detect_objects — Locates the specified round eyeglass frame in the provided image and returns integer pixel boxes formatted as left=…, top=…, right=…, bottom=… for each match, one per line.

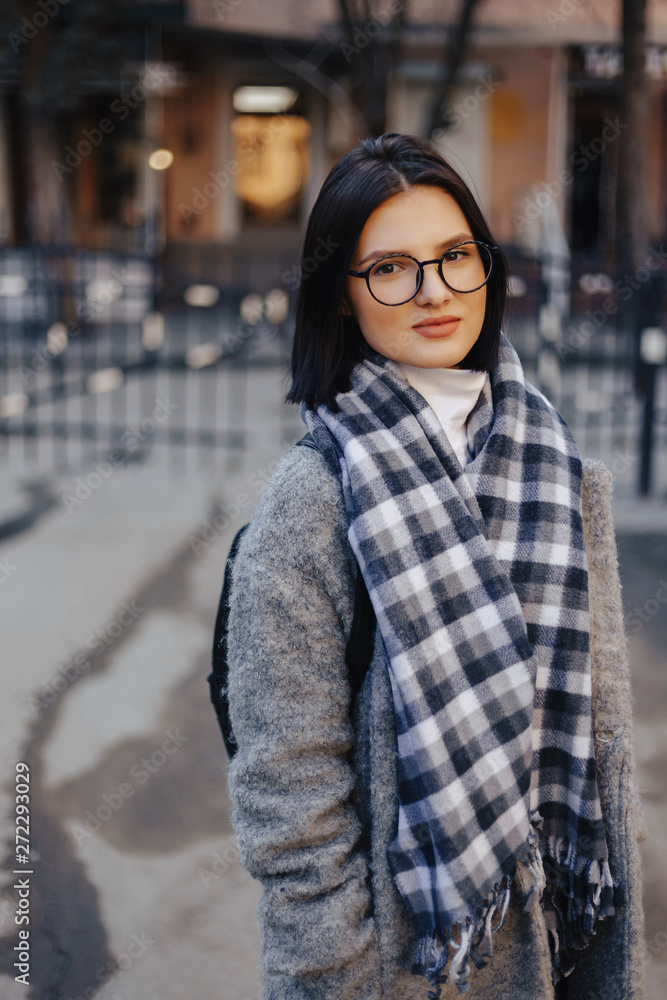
left=347, top=240, right=498, bottom=307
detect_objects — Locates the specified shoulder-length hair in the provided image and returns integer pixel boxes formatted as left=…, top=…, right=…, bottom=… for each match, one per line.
left=285, top=132, right=508, bottom=413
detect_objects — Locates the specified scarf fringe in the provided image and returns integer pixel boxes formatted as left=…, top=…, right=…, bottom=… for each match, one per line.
left=541, top=835, right=617, bottom=982
left=411, top=832, right=615, bottom=996
left=411, top=876, right=512, bottom=997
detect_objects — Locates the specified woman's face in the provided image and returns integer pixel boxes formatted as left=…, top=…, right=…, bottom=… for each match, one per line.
left=345, top=185, right=487, bottom=369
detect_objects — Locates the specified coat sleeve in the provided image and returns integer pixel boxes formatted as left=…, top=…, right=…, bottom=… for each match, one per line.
left=560, top=458, right=645, bottom=1000
left=226, top=447, right=382, bottom=1000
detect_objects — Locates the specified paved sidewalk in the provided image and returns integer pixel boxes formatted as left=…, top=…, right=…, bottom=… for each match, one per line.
left=0, top=368, right=664, bottom=999
left=614, top=532, right=667, bottom=1000
left=0, top=361, right=299, bottom=1000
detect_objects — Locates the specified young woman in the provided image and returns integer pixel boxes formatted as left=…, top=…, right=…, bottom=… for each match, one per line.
left=226, top=133, right=644, bottom=999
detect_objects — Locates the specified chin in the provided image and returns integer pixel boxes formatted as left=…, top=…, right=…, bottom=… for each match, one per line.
left=402, top=344, right=469, bottom=369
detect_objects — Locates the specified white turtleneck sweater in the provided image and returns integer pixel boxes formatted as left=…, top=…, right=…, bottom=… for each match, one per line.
left=396, top=362, right=488, bottom=467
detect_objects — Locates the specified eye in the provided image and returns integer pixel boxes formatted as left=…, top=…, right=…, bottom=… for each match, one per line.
left=442, top=247, right=471, bottom=263
left=369, top=257, right=408, bottom=277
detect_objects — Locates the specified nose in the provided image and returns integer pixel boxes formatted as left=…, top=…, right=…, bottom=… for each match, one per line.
left=414, top=260, right=453, bottom=307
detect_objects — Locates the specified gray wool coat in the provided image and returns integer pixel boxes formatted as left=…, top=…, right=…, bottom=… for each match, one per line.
left=226, top=442, right=646, bottom=1000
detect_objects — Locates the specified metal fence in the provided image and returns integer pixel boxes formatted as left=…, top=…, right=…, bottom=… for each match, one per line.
left=0, top=246, right=302, bottom=477
left=505, top=247, right=667, bottom=498
left=0, top=245, right=666, bottom=499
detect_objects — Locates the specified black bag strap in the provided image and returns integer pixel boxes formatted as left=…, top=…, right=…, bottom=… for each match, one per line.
left=208, top=434, right=376, bottom=759
left=208, top=521, right=250, bottom=759
left=345, top=559, right=376, bottom=697
left=294, top=430, right=317, bottom=450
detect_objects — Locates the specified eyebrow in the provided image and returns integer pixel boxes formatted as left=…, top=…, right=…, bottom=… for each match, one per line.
left=355, top=233, right=474, bottom=268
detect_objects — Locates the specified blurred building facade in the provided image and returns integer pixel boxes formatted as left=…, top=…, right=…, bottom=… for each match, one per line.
left=2, top=0, right=667, bottom=288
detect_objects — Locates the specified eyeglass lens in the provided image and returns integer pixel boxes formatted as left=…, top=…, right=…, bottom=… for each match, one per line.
left=367, top=242, right=492, bottom=305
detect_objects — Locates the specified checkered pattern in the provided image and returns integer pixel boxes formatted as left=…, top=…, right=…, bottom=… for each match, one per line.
left=301, top=333, right=615, bottom=995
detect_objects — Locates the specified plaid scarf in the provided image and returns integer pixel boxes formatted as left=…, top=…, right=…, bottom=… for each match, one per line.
left=301, top=332, right=616, bottom=996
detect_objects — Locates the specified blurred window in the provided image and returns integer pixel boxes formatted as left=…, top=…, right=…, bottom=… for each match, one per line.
left=230, top=101, right=311, bottom=225
left=570, top=94, right=619, bottom=258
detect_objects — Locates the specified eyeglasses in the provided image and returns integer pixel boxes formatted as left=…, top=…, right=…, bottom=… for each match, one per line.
left=348, top=240, right=497, bottom=306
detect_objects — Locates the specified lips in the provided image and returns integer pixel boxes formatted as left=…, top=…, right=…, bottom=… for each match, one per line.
left=412, top=316, right=460, bottom=338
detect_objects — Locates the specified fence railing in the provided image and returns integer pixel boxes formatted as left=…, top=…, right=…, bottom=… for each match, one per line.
left=506, top=249, right=666, bottom=497
left=0, top=244, right=666, bottom=498
left=0, top=245, right=299, bottom=476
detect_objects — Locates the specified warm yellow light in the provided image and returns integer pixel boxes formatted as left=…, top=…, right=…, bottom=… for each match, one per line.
left=264, top=288, right=289, bottom=324
left=233, top=86, right=298, bottom=113
left=148, top=148, right=174, bottom=170
left=230, top=115, right=311, bottom=219
left=186, top=343, right=222, bottom=369
left=142, top=312, right=165, bottom=350
left=87, top=367, right=124, bottom=395
left=46, top=322, right=68, bottom=355
left=240, top=293, right=264, bottom=326
left=184, top=284, right=220, bottom=308
left=0, top=392, right=29, bottom=417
